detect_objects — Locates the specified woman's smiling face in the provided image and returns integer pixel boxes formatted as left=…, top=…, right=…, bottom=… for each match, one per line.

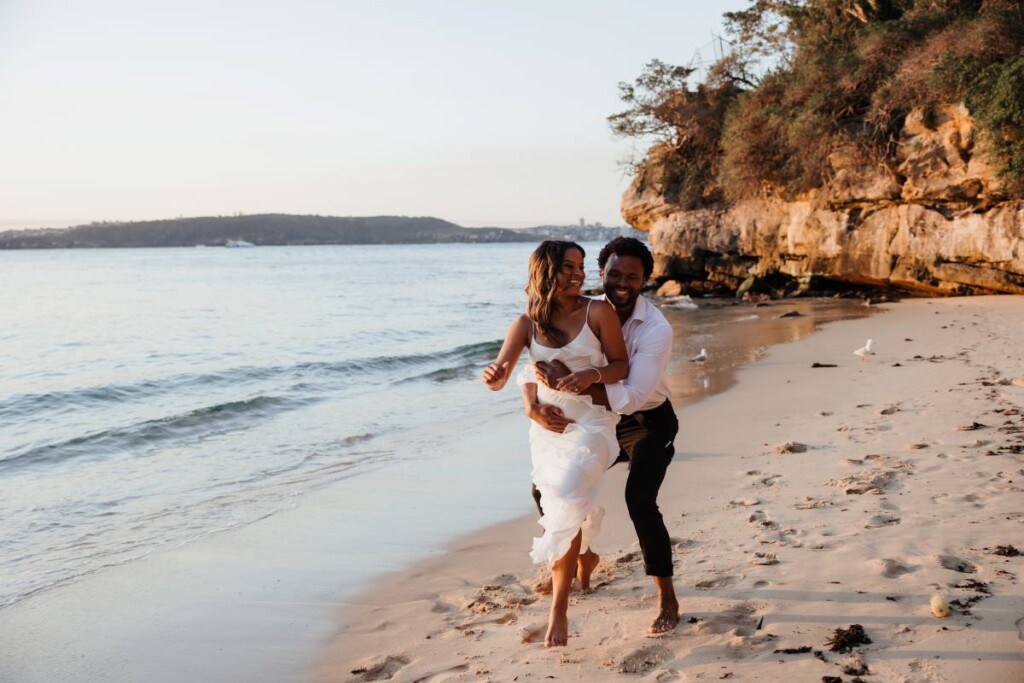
left=555, top=247, right=585, bottom=295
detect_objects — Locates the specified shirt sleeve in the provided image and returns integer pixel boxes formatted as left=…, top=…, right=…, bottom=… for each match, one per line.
left=605, top=322, right=672, bottom=414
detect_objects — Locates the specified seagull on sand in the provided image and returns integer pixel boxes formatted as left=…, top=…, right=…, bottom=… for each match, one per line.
left=689, top=348, right=707, bottom=363
left=853, top=339, right=874, bottom=359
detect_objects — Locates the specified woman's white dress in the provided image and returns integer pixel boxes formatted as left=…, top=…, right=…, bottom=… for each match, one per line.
left=527, top=313, right=620, bottom=566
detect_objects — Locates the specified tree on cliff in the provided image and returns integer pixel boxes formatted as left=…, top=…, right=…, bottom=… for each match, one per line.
left=608, top=60, right=741, bottom=209
left=610, top=0, right=1024, bottom=204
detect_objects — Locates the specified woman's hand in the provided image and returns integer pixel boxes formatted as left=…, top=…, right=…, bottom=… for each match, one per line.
left=555, top=367, right=600, bottom=395
left=482, top=361, right=510, bottom=390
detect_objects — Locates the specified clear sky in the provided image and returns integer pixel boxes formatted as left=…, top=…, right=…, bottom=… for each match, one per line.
left=0, top=0, right=749, bottom=229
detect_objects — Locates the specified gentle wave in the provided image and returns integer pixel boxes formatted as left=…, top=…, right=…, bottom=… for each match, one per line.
left=0, top=447, right=396, bottom=608
left=0, top=340, right=504, bottom=420
left=0, top=395, right=305, bottom=471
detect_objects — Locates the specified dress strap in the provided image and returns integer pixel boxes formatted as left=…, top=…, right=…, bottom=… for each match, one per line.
left=584, top=297, right=595, bottom=332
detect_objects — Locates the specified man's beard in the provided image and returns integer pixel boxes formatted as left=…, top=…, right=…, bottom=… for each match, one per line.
left=604, top=285, right=639, bottom=309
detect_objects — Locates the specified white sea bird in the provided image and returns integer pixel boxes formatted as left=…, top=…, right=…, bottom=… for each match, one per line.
left=853, top=339, right=875, bottom=359
left=689, top=348, right=707, bottom=363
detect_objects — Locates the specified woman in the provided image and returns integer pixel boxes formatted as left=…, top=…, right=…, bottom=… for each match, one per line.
left=482, top=240, right=628, bottom=647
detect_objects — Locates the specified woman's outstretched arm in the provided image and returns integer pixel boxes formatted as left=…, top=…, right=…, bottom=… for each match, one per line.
left=554, top=300, right=628, bottom=394
left=481, top=314, right=531, bottom=391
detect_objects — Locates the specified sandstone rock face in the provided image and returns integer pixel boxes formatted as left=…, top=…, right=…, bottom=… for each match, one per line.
left=624, top=104, right=1024, bottom=295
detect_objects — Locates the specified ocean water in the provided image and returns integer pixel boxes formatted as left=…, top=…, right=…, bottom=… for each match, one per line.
left=0, top=242, right=871, bottom=608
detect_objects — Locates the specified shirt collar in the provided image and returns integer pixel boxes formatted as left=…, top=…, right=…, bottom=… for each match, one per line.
left=602, top=292, right=649, bottom=326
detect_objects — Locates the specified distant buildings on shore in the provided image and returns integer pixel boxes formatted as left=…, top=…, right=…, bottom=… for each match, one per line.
left=499, top=223, right=645, bottom=243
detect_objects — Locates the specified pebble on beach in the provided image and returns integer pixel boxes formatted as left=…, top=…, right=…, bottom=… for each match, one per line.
left=930, top=595, right=951, bottom=618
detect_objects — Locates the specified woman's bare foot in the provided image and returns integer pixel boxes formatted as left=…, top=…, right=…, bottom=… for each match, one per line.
left=545, top=608, right=569, bottom=647
left=576, top=551, right=600, bottom=592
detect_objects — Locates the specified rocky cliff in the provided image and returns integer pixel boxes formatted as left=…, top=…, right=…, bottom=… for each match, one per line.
left=624, top=104, right=1024, bottom=296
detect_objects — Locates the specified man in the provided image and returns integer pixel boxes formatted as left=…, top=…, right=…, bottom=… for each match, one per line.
left=520, top=236, right=680, bottom=634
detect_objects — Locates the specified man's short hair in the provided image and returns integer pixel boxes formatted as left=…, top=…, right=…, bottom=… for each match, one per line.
left=597, top=236, right=654, bottom=279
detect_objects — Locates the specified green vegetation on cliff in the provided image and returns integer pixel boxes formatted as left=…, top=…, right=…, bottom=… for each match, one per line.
left=611, top=0, right=1024, bottom=206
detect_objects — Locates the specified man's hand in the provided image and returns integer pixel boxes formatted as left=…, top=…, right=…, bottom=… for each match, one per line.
left=534, top=360, right=571, bottom=389
left=527, top=402, right=576, bottom=433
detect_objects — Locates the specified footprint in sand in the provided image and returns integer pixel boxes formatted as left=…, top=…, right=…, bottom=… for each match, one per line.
left=747, top=511, right=778, bottom=529
left=793, top=497, right=832, bottom=510
left=961, top=493, right=985, bottom=507
left=616, top=550, right=643, bottom=564
left=430, top=600, right=457, bottom=614
left=694, top=603, right=760, bottom=636
left=748, top=552, right=779, bottom=566
left=938, top=554, right=979, bottom=574
left=758, top=474, right=783, bottom=487
left=411, top=664, right=470, bottom=683
left=875, top=558, right=918, bottom=578
left=672, top=537, right=699, bottom=552
left=349, top=654, right=410, bottom=682
left=466, top=576, right=538, bottom=613
left=518, top=621, right=547, bottom=644
left=618, top=645, right=672, bottom=674
left=695, top=575, right=734, bottom=590
left=865, top=514, right=901, bottom=529
left=457, top=611, right=519, bottom=630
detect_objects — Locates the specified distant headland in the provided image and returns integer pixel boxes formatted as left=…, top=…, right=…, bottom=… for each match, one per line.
left=0, top=215, right=638, bottom=249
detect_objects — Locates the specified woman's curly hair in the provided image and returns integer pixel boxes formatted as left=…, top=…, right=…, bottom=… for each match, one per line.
left=525, top=240, right=585, bottom=347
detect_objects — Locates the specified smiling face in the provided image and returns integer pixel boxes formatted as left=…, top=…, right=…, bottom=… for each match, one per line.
left=555, top=247, right=585, bottom=296
left=601, top=253, right=646, bottom=312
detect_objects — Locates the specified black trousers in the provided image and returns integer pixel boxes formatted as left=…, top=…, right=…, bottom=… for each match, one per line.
left=532, top=399, right=679, bottom=577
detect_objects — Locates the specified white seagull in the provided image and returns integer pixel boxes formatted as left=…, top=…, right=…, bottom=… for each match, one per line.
left=689, top=348, right=707, bottom=363
left=853, top=339, right=875, bottom=359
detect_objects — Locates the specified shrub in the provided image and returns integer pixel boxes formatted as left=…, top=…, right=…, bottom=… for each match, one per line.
left=612, top=0, right=1024, bottom=207
left=968, top=50, right=1024, bottom=188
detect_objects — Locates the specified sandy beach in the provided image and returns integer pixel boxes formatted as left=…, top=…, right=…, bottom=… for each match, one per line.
left=324, top=296, right=1024, bottom=683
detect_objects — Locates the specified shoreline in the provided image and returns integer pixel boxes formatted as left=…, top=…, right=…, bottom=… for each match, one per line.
left=322, top=297, right=1024, bottom=683
left=0, top=298, right=880, bottom=683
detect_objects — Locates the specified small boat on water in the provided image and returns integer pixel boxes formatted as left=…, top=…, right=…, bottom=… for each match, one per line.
left=225, top=239, right=255, bottom=248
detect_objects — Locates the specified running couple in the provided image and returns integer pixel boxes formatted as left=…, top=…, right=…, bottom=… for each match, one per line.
left=482, top=237, right=679, bottom=647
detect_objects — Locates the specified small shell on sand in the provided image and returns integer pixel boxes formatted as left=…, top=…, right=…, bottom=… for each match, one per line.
left=930, top=594, right=950, bottom=618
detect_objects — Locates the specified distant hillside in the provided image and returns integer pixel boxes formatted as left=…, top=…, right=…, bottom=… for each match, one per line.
left=0, top=215, right=630, bottom=249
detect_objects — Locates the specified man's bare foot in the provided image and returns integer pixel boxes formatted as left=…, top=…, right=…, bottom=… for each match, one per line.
left=545, top=608, right=569, bottom=647
left=576, top=551, right=600, bottom=592
left=648, top=603, right=679, bottom=634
